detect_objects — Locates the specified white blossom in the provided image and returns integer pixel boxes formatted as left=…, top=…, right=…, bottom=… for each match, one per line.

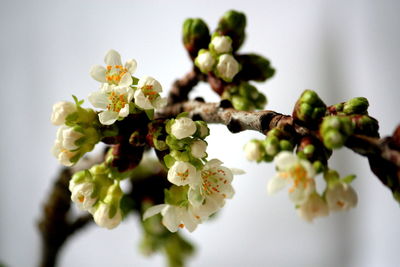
left=143, top=204, right=199, bottom=233
left=326, top=182, right=358, bottom=212
left=70, top=182, right=97, bottom=211
left=244, top=140, right=263, bottom=161
left=171, top=117, right=197, bottom=139
left=267, top=151, right=316, bottom=205
left=88, top=84, right=134, bottom=125
left=195, top=50, right=215, bottom=73
left=190, top=140, right=207, bottom=158
left=51, top=101, right=76, bottom=126
left=90, top=49, right=136, bottom=86
left=134, top=76, right=166, bottom=110
left=216, top=54, right=240, bottom=82
left=167, top=161, right=198, bottom=186
left=188, top=159, right=235, bottom=216
left=93, top=202, right=122, bottom=229
left=210, top=36, right=232, bottom=54
left=52, top=126, right=82, bottom=166
left=297, top=193, right=329, bottom=222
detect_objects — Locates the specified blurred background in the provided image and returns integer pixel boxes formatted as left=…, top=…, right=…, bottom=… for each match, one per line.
left=1, top=0, right=400, bottom=266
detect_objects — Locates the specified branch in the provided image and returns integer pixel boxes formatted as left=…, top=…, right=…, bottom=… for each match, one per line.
left=167, top=68, right=206, bottom=105
left=157, top=100, right=400, bottom=196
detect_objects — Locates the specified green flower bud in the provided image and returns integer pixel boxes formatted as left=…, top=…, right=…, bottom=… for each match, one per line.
left=313, top=161, right=325, bottom=173
left=279, top=139, right=293, bottom=151
left=194, top=121, right=210, bottom=139
left=303, top=144, right=315, bottom=156
left=232, top=95, right=252, bottom=111
left=323, top=130, right=345, bottom=149
left=235, top=54, right=275, bottom=82
left=255, top=93, right=267, bottom=109
left=164, top=185, right=189, bottom=207
left=216, top=10, right=246, bottom=51
left=293, top=90, right=327, bottom=126
left=170, top=150, right=190, bottom=162
left=265, top=136, right=280, bottom=156
left=182, top=18, right=210, bottom=59
left=343, top=97, right=369, bottom=115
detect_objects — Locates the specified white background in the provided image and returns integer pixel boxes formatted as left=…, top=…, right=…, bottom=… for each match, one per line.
left=1, top=0, right=400, bottom=266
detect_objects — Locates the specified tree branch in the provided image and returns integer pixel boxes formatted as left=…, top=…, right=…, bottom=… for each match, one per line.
left=157, top=100, right=400, bottom=196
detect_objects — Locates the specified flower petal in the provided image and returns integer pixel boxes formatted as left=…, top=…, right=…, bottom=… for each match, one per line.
left=125, top=59, right=137, bottom=74
left=143, top=204, right=167, bottom=220
left=134, top=90, right=153, bottom=110
left=161, top=206, right=180, bottom=232
left=274, top=151, right=297, bottom=171
left=88, top=91, right=109, bottom=109
left=188, top=187, right=204, bottom=207
left=119, top=73, right=133, bottom=87
left=90, top=65, right=107, bottom=83
left=267, top=176, right=289, bottom=195
left=98, top=110, right=118, bottom=125
left=104, top=49, right=122, bottom=66
left=118, top=104, right=130, bottom=118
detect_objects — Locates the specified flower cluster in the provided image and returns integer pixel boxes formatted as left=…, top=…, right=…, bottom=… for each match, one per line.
left=144, top=114, right=240, bottom=232
left=267, top=152, right=357, bottom=222
left=69, top=164, right=124, bottom=229
left=51, top=97, right=101, bottom=166
left=89, top=49, right=166, bottom=125
left=195, top=35, right=241, bottom=82
left=244, top=127, right=294, bottom=163
left=221, top=81, right=267, bottom=111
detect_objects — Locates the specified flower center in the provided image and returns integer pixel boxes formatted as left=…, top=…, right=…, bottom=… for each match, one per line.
left=287, top=164, right=312, bottom=193
left=201, top=169, right=228, bottom=196
left=107, top=91, right=127, bottom=113
left=177, top=169, right=189, bottom=182
left=142, top=85, right=158, bottom=101
left=106, top=65, right=128, bottom=85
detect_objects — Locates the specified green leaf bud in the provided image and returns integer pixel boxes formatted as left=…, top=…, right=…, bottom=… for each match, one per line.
left=216, top=10, right=246, bottom=51
left=293, top=90, right=327, bottom=126
left=343, top=97, right=369, bottom=115
left=232, top=95, right=252, bottom=111
left=235, top=54, right=275, bottom=82
left=182, top=18, right=210, bottom=59
left=279, top=139, right=293, bottom=151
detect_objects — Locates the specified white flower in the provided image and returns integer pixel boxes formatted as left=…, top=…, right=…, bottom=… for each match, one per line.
left=61, top=127, right=84, bottom=150
left=216, top=54, right=240, bottom=82
left=93, top=202, right=122, bottom=229
left=171, top=117, right=197, bottom=139
left=195, top=50, right=215, bottom=73
left=143, top=204, right=199, bottom=232
left=134, top=76, right=166, bottom=110
left=88, top=84, right=134, bottom=125
left=90, top=49, right=137, bottom=86
left=244, top=140, right=263, bottom=161
left=267, top=151, right=316, bottom=205
left=210, top=36, right=232, bottom=54
left=167, top=161, right=198, bottom=186
left=188, top=159, right=235, bottom=215
left=326, top=182, right=358, bottom=212
left=52, top=126, right=82, bottom=166
left=51, top=101, right=76, bottom=126
left=70, top=182, right=97, bottom=211
left=190, top=140, right=207, bottom=158
left=297, top=193, right=329, bottom=222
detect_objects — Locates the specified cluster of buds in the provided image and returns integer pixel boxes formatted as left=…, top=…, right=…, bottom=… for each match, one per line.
left=195, top=35, right=241, bottom=82
left=69, top=164, right=124, bottom=229
left=244, top=127, right=294, bottom=162
left=144, top=114, right=241, bottom=232
left=221, top=82, right=267, bottom=111
left=292, top=90, right=327, bottom=127
left=51, top=97, right=100, bottom=166
left=268, top=152, right=357, bottom=222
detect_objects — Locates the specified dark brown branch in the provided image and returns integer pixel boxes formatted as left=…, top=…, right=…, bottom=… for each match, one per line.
left=167, top=68, right=206, bottom=105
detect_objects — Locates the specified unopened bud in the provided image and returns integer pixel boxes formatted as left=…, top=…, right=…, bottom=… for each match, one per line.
left=216, top=10, right=246, bottom=51
left=343, top=97, right=369, bottom=115
left=183, top=18, right=210, bottom=59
